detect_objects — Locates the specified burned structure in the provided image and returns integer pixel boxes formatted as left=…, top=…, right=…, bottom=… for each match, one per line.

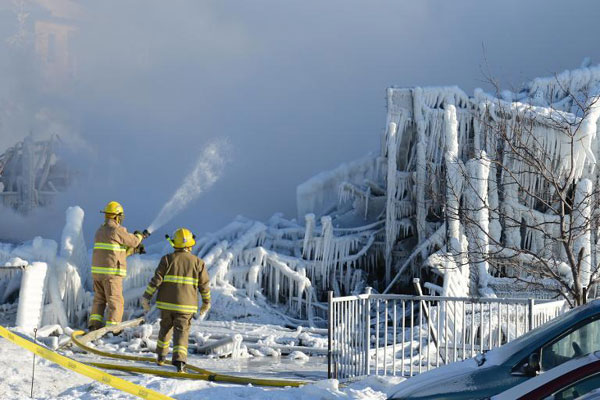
left=297, top=64, right=600, bottom=303
left=2, top=65, right=599, bottom=330
left=0, top=135, right=72, bottom=214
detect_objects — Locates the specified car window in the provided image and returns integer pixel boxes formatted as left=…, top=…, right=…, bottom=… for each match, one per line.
left=541, top=319, right=600, bottom=371
left=542, top=372, right=600, bottom=400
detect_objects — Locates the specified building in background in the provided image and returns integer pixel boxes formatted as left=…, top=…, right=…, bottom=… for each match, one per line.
left=33, top=0, right=82, bottom=89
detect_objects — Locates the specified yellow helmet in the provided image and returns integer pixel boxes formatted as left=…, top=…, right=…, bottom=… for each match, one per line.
left=171, top=228, right=196, bottom=249
left=102, top=201, right=124, bottom=216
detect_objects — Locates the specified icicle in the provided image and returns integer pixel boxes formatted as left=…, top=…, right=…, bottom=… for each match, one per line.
left=385, top=121, right=399, bottom=285
left=320, top=216, right=334, bottom=290
left=203, top=240, right=229, bottom=268
left=364, top=186, right=370, bottom=219
left=465, top=152, right=491, bottom=292
left=444, top=103, right=463, bottom=251
left=413, top=87, right=428, bottom=249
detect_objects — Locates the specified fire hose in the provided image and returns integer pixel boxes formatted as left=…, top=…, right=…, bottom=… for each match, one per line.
left=70, top=330, right=308, bottom=387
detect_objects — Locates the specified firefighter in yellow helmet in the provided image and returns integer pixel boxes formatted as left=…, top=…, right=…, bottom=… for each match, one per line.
left=88, top=201, right=150, bottom=331
left=141, top=228, right=210, bottom=372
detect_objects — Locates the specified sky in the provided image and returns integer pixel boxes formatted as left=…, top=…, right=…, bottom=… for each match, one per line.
left=1, top=0, right=599, bottom=244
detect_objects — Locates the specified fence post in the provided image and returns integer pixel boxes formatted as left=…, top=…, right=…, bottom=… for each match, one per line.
left=528, top=298, right=535, bottom=331
left=328, top=290, right=333, bottom=379
left=365, top=287, right=372, bottom=376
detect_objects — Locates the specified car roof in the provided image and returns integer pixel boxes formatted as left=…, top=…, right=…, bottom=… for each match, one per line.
left=491, top=351, right=600, bottom=399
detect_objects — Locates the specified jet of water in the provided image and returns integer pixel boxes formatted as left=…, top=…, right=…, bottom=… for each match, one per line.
left=147, top=139, right=229, bottom=234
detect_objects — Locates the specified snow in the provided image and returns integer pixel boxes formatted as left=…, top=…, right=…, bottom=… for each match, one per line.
left=387, top=357, right=479, bottom=398
left=0, top=324, right=390, bottom=400
left=0, top=337, right=92, bottom=400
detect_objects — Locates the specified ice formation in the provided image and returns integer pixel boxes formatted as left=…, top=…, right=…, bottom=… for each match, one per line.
left=0, top=135, right=73, bottom=214
left=3, top=63, right=600, bottom=330
left=15, top=262, right=48, bottom=331
left=295, top=62, right=600, bottom=302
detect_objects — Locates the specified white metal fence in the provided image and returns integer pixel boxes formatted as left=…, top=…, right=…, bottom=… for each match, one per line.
left=327, top=290, right=566, bottom=380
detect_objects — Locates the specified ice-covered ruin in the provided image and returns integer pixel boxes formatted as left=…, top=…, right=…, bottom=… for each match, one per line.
left=2, top=63, right=600, bottom=331
left=0, top=135, right=73, bottom=214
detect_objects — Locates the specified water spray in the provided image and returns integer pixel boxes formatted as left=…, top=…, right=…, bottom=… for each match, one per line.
left=146, top=139, right=229, bottom=235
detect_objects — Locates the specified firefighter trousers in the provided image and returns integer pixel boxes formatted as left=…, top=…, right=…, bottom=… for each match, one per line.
left=156, top=310, right=193, bottom=363
left=89, top=275, right=124, bottom=330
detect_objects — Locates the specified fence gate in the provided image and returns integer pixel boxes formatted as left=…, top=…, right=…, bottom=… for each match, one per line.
left=327, top=290, right=566, bottom=380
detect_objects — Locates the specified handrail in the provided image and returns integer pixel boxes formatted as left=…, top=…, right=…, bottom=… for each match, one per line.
left=332, top=293, right=559, bottom=304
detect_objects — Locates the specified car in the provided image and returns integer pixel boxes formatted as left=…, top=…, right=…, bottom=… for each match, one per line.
left=388, top=299, right=600, bottom=399
left=491, top=351, right=600, bottom=399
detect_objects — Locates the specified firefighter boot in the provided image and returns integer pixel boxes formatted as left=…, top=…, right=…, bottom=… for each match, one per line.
left=156, top=354, right=166, bottom=366
left=173, top=360, right=186, bottom=373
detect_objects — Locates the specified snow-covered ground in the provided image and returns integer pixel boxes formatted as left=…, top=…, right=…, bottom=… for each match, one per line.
left=4, top=54, right=600, bottom=399
left=0, top=333, right=402, bottom=400
left=69, top=318, right=330, bottom=380
left=0, top=257, right=402, bottom=400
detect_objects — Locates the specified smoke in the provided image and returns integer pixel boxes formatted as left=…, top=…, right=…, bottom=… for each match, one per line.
left=147, top=139, right=230, bottom=234
left=1, top=1, right=600, bottom=242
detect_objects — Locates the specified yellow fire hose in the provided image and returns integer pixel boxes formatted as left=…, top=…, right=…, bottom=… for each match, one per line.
left=71, top=330, right=308, bottom=387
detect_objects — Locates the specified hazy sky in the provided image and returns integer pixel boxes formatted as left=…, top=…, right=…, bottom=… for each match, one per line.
left=1, top=0, right=599, bottom=243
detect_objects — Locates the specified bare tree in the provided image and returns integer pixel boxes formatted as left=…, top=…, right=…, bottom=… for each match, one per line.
left=457, top=82, right=600, bottom=307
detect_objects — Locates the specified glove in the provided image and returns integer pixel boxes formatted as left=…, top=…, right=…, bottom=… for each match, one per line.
left=141, top=297, right=151, bottom=312
left=134, top=244, right=146, bottom=254
left=196, top=302, right=211, bottom=320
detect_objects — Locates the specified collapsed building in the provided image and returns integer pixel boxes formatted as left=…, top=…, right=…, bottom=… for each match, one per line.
left=295, top=65, right=600, bottom=302
left=0, top=135, right=73, bottom=214
left=178, top=63, right=600, bottom=320
left=2, top=64, right=600, bottom=330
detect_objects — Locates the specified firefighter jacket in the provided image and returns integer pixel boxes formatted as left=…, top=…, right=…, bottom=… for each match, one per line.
left=91, top=219, right=143, bottom=277
left=143, top=250, right=210, bottom=314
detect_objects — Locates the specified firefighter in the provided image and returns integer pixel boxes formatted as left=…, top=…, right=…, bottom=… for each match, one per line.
left=141, top=228, right=210, bottom=372
left=88, top=201, right=150, bottom=331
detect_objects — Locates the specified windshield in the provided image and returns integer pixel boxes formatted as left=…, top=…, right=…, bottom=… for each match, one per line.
left=480, top=305, right=580, bottom=366
left=541, top=318, right=600, bottom=370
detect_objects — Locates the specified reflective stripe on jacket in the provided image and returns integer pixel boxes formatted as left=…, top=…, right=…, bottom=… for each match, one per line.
left=143, top=250, right=210, bottom=313
left=91, top=219, right=142, bottom=277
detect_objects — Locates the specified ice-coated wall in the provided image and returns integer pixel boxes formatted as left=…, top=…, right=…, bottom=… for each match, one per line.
left=296, top=63, right=600, bottom=300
